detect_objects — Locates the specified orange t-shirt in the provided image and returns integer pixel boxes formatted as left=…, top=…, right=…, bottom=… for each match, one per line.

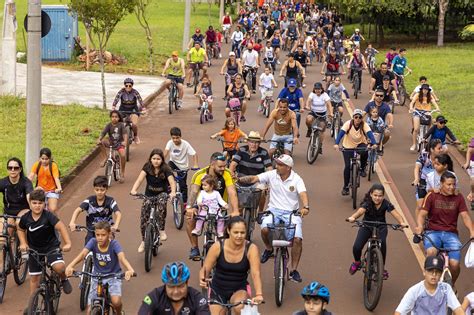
left=31, top=161, right=60, bottom=191
left=220, top=129, right=246, bottom=150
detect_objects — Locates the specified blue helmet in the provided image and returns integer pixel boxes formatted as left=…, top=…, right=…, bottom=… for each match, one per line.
left=301, top=281, right=330, bottom=303
left=161, top=262, right=190, bottom=286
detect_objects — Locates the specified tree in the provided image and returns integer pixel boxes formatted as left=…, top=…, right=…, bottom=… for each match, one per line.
left=69, top=0, right=137, bottom=109
left=437, top=0, right=449, bottom=46
left=135, top=0, right=155, bottom=74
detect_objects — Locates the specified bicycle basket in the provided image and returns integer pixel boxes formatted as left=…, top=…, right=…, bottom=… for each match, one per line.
left=228, top=98, right=241, bottom=110
left=269, top=224, right=296, bottom=247
left=420, top=114, right=432, bottom=126
left=263, top=89, right=274, bottom=98
left=237, top=188, right=262, bottom=210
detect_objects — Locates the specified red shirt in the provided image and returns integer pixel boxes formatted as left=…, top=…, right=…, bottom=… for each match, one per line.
left=253, top=43, right=263, bottom=53
left=421, top=192, right=468, bottom=234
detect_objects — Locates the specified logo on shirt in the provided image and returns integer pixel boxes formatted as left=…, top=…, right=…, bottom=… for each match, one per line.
left=199, top=298, right=207, bottom=306
left=143, top=295, right=152, bottom=305
left=29, top=225, right=44, bottom=232
left=256, top=157, right=262, bottom=162
left=181, top=307, right=190, bottom=315
left=289, top=186, right=295, bottom=192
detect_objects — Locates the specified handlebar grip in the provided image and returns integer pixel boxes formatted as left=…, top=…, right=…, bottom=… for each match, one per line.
left=413, top=234, right=422, bottom=244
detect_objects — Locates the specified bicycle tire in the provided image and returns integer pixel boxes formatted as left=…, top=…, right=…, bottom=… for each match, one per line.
left=363, top=247, right=384, bottom=311
left=200, top=108, right=205, bottom=124
left=90, top=304, right=103, bottom=315
left=125, top=127, right=131, bottom=162
left=105, top=161, right=113, bottom=187
left=113, top=161, right=120, bottom=182
left=351, top=164, right=358, bottom=209
left=399, top=85, right=406, bottom=106
left=27, top=287, right=49, bottom=315
left=193, top=72, right=199, bottom=94
left=174, top=90, right=179, bottom=111
left=144, top=224, right=154, bottom=272
left=306, top=131, right=320, bottom=164
left=168, top=87, right=174, bottom=115
left=79, top=254, right=93, bottom=311
left=243, top=209, right=253, bottom=241
left=50, top=273, right=61, bottom=314
left=353, top=74, right=360, bottom=99
left=274, top=248, right=285, bottom=307
left=443, top=272, right=453, bottom=315
left=173, top=195, right=185, bottom=230
left=0, top=245, right=8, bottom=303
left=368, top=151, right=374, bottom=182
left=264, top=99, right=270, bottom=118
left=13, top=235, right=27, bottom=285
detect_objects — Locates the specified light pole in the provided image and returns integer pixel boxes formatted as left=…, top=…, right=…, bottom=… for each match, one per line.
left=1, top=0, right=17, bottom=95
left=182, top=0, right=191, bottom=52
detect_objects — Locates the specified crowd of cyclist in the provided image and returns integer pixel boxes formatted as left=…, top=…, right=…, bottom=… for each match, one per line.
left=1, top=1, right=474, bottom=314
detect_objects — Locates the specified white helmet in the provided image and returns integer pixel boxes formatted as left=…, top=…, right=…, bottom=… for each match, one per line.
left=355, top=28, right=360, bottom=32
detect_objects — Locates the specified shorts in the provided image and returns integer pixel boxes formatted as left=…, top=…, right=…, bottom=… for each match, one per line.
left=261, top=208, right=303, bottom=239
left=331, top=101, right=343, bottom=108
left=270, top=134, right=293, bottom=152
left=101, top=139, right=125, bottom=153
left=415, top=179, right=427, bottom=200
left=29, top=248, right=64, bottom=275
left=271, top=44, right=281, bottom=49
left=209, top=282, right=249, bottom=303
left=468, top=161, right=474, bottom=177
left=413, top=110, right=429, bottom=118
left=325, top=71, right=340, bottom=77
left=45, top=191, right=60, bottom=200
left=189, top=62, right=204, bottom=70
left=167, top=75, right=184, bottom=84
left=423, top=231, right=462, bottom=261
left=88, top=277, right=122, bottom=305
left=236, top=179, right=266, bottom=191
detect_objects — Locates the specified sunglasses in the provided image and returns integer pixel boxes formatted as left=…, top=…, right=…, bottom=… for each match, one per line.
left=375, top=94, right=384, bottom=97
left=125, top=84, right=133, bottom=87
left=438, top=121, right=446, bottom=124
left=212, top=155, right=226, bottom=162
left=353, top=115, right=362, bottom=119
left=7, top=166, right=20, bottom=171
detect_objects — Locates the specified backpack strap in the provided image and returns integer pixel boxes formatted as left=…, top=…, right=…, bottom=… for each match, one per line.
left=35, top=161, right=58, bottom=189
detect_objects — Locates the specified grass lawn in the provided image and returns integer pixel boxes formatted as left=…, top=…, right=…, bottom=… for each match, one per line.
left=6, top=0, right=222, bottom=73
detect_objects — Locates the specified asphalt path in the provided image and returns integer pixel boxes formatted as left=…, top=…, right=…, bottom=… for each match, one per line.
left=3, top=41, right=473, bottom=315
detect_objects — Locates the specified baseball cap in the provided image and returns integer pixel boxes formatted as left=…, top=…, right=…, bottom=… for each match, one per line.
left=172, top=51, right=179, bottom=57
left=288, top=78, right=297, bottom=87
left=270, top=21, right=275, bottom=25
left=352, top=109, right=364, bottom=117
left=382, top=75, right=390, bottom=81
left=229, top=51, right=236, bottom=57
left=424, top=255, right=444, bottom=271
left=421, top=83, right=431, bottom=91
left=275, top=154, right=294, bottom=167
left=436, top=115, right=447, bottom=123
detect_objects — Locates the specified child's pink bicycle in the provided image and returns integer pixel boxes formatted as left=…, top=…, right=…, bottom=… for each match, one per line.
left=228, top=97, right=242, bottom=126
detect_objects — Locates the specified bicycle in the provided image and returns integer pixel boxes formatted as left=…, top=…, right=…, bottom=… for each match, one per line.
left=189, top=62, right=201, bottom=94
left=260, top=86, right=274, bottom=118
left=215, top=137, right=245, bottom=167
left=306, top=113, right=328, bottom=164
left=171, top=168, right=199, bottom=230
left=168, top=78, right=180, bottom=115
left=132, top=193, right=168, bottom=272
left=330, top=102, right=343, bottom=141
left=243, top=66, right=256, bottom=93
left=199, top=94, right=211, bottom=124
left=352, top=69, right=361, bottom=99
left=73, top=225, right=95, bottom=311
left=367, top=54, right=377, bottom=75
left=26, top=248, right=63, bottom=315
left=395, top=72, right=410, bottom=106
left=208, top=298, right=263, bottom=315
left=341, top=147, right=369, bottom=209
left=71, top=271, right=136, bottom=315
left=413, top=109, right=439, bottom=152
left=264, top=210, right=300, bottom=307
left=0, top=214, right=28, bottom=303
left=348, top=220, right=408, bottom=311
left=104, top=146, right=121, bottom=187
left=263, top=57, right=276, bottom=74
left=206, top=43, right=218, bottom=67
left=236, top=186, right=262, bottom=241
left=118, top=111, right=136, bottom=162
left=228, top=97, right=243, bottom=126
left=222, top=25, right=231, bottom=44
left=264, top=139, right=294, bottom=166
left=367, top=131, right=385, bottom=182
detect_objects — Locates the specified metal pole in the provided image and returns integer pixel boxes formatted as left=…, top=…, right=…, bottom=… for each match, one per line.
left=1, top=0, right=17, bottom=95
left=25, top=0, right=42, bottom=170
left=219, top=0, right=224, bottom=22
left=182, top=0, right=191, bottom=52
left=85, top=28, right=90, bottom=71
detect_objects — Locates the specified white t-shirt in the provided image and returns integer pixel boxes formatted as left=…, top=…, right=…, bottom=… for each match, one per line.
left=257, top=170, right=306, bottom=211
left=231, top=31, right=244, bottom=42
left=242, top=50, right=259, bottom=67
left=464, top=292, right=474, bottom=315
left=308, top=92, right=330, bottom=113
left=425, top=170, right=458, bottom=192
left=197, top=190, right=227, bottom=214
left=165, top=139, right=196, bottom=170
left=259, top=73, right=274, bottom=89
left=395, top=281, right=461, bottom=315
left=264, top=47, right=274, bottom=59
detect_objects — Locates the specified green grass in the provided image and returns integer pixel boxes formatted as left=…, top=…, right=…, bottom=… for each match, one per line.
left=6, top=0, right=222, bottom=73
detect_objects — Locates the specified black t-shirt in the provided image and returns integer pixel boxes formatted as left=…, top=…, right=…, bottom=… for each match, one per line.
left=361, top=199, right=394, bottom=222
left=144, top=167, right=173, bottom=197
left=0, top=176, right=34, bottom=214
left=79, top=195, right=120, bottom=229
left=19, top=210, right=60, bottom=251
left=137, top=286, right=210, bottom=315
left=294, top=52, right=308, bottom=67
left=372, top=70, right=395, bottom=90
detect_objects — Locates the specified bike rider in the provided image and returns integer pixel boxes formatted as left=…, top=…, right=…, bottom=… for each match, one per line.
left=369, top=62, right=397, bottom=95
left=280, top=53, right=306, bottom=88
left=364, top=88, right=394, bottom=145
left=294, top=46, right=309, bottom=88
left=186, top=42, right=209, bottom=87
left=384, top=47, right=397, bottom=69
left=221, top=12, right=233, bottom=39
left=263, top=40, right=276, bottom=73
left=161, top=51, right=186, bottom=109
left=112, top=78, right=143, bottom=144
left=293, top=281, right=332, bottom=315
left=371, top=75, right=398, bottom=105
left=277, top=78, right=305, bottom=128
left=230, top=25, right=244, bottom=59
left=186, top=153, right=239, bottom=260
left=220, top=51, right=242, bottom=97
left=205, top=25, right=218, bottom=59
left=391, top=48, right=412, bottom=87
left=242, top=43, right=260, bottom=93
left=304, top=82, right=333, bottom=150
left=321, top=48, right=344, bottom=89
left=347, top=47, right=368, bottom=93
left=411, top=76, right=440, bottom=102
left=226, top=73, right=251, bottom=121
left=138, top=262, right=210, bottom=314
left=188, top=28, right=205, bottom=50
left=327, top=76, right=349, bottom=120
left=238, top=154, right=309, bottom=283
left=285, top=19, right=300, bottom=50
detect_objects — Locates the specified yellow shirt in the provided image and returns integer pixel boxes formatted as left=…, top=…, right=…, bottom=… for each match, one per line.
left=341, top=120, right=371, bottom=148
left=191, top=166, right=234, bottom=202
left=414, top=95, right=432, bottom=111
left=189, top=47, right=206, bottom=63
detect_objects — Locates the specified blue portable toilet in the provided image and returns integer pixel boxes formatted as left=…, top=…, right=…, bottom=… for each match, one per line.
left=41, top=5, right=78, bottom=62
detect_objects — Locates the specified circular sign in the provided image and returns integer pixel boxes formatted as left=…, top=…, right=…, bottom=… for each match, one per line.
left=24, top=10, right=52, bottom=38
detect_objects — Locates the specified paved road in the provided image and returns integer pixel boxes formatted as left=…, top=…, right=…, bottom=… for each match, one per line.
left=3, top=42, right=473, bottom=314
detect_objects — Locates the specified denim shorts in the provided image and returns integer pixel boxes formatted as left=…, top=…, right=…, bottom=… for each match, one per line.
left=270, top=134, right=293, bottom=152
left=45, top=191, right=60, bottom=199
left=88, top=277, right=122, bottom=305
left=423, top=231, right=462, bottom=261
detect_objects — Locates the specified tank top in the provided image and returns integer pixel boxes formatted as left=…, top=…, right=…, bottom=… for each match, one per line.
left=168, top=58, right=183, bottom=76
left=414, top=96, right=432, bottom=111
left=223, top=16, right=231, bottom=24
left=271, top=36, right=281, bottom=46
left=274, top=109, right=293, bottom=135
left=201, top=83, right=212, bottom=96
left=212, top=240, right=250, bottom=290
left=232, top=84, right=246, bottom=99
left=286, top=61, right=298, bottom=78
left=227, top=60, right=239, bottom=76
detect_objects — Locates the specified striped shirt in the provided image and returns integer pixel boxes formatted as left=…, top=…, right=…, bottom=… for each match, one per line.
left=232, top=146, right=272, bottom=176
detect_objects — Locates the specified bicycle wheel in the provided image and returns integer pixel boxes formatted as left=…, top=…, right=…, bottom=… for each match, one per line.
left=200, top=108, right=205, bottom=124
left=168, top=87, right=174, bottom=115
left=0, top=245, right=8, bottom=303
left=173, top=194, right=185, bottom=230
left=27, top=287, right=49, bottom=315
left=79, top=255, right=93, bottom=311
left=243, top=209, right=252, bottom=241
left=306, top=131, right=320, bottom=164
left=90, top=305, right=103, bottom=315
left=368, top=151, right=375, bottom=182
left=13, top=236, right=27, bottom=285
left=174, top=90, right=179, bottom=111
left=399, top=85, right=406, bottom=106
left=443, top=272, right=454, bottom=315
left=105, top=161, right=113, bottom=187
left=351, top=164, right=358, bottom=209
left=144, top=224, right=155, bottom=272
left=193, top=72, right=199, bottom=94
left=353, top=74, right=360, bottom=99
left=274, top=248, right=285, bottom=307
left=50, top=273, right=61, bottom=314
left=264, top=99, right=270, bottom=118
left=363, top=247, right=384, bottom=311
left=125, top=127, right=131, bottom=162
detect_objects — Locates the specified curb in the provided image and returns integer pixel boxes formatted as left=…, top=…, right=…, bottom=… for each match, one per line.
left=60, top=88, right=162, bottom=190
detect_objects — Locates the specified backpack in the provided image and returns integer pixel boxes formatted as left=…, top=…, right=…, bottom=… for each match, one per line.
left=35, top=160, right=60, bottom=189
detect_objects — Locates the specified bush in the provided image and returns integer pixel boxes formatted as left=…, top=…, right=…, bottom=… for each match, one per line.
left=459, top=24, right=474, bottom=40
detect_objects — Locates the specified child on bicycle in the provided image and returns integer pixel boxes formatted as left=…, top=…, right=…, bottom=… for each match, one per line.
left=195, top=75, right=214, bottom=119
left=66, top=221, right=135, bottom=315
left=423, top=115, right=460, bottom=152
left=258, top=66, right=278, bottom=110
left=210, top=117, right=247, bottom=160
left=365, top=107, right=386, bottom=146
left=97, top=110, right=127, bottom=182
left=18, top=189, right=73, bottom=311
left=293, top=281, right=332, bottom=315
left=346, top=183, right=405, bottom=280
left=462, top=292, right=474, bottom=314
left=192, top=175, right=228, bottom=238
left=68, top=175, right=122, bottom=244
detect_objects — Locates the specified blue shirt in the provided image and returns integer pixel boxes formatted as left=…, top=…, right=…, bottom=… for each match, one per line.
left=85, top=238, right=123, bottom=274
left=364, top=101, right=391, bottom=122
left=392, top=55, right=407, bottom=75
left=278, top=88, right=303, bottom=111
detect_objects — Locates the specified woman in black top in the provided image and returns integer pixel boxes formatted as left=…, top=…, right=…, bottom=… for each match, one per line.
left=346, top=183, right=405, bottom=280
left=131, top=149, right=176, bottom=252
left=0, top=157, right=33, bottom=216
left=199, top=217, right=263, bottom=314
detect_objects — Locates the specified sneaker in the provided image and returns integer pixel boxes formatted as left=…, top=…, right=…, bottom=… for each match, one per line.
left=256, top=212, right=265, bottom=225
left=410, top=144, right=416, bottom=151
left=341, top=187, right=349, bottom=196
left=191, top=228, right=200, bottom=236
left=138, top=241, right=145, bottom=253
left=257, top=105, right=263, bottom=112
left=189, top=247, right=200, bottom=260
left=134, top=136, right=141, bottom=144
left=360, top=169, right=367, bottom=177
left=383, top=269, right=389, bottom=280
left=240, top=116, right=246, bottom=122
left=208, top=113, right=213, bottom=120
left=219, top=53, right=222, bottom=58
left=252, top=90, right=256, bottom=94
left=197, top=106, right=202, bottom=110
left=349, top=261, right=361, bottom=275
left=277, top=60, right=281, bottom=65
left=260, top=249, right=274, bottom=263
left=23, top=307, right=29, bottom=315
left=306, top=129, right=312, bottom=138
left=186, top=83, right=193, bottom=88
left=289, top=270, right=302, bottom=283
left=302, top=84, right=306, bottom=88
left=62, top=279, right=73, bottom=294
left=177, top=100, right=183, bottom=108
left=159, top=230, right=167, bottom=241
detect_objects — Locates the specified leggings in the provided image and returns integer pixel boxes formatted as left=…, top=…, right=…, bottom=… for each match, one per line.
left=352, top=225, right=388, bottom=263
left=140, top=199, right=167, bottom=240
left=342, top=144, right=368, bottom=188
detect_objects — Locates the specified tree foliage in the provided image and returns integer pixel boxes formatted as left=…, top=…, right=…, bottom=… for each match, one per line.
left=135, top=0, right=155, bottom=74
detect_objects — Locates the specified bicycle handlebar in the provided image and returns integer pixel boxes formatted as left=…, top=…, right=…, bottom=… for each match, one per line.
left=346, top=219, right=408, bottom=231
left=74, top=225, right=121, bottom=233
left=262, top=139, right=294, bottom=144
left=72, top=271, right=137, bottom=279
left=0, top=214, right=20, bottom=220
left=208, top=299, right=264, bottom=307
left=131, top=193, right=168, bottom=202
left=29, top=248, right=62, bottom=256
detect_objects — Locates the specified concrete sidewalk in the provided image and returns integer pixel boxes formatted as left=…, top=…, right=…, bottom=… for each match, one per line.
left=15, top=63, right=164, bottom=107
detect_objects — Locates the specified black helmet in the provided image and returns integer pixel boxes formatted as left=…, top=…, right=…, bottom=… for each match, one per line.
left=124, top=78, right=134, bottom=85
left=313, top=82, right=323, bottom=90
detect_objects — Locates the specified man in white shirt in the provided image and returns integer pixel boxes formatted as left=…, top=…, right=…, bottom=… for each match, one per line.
left=394, top=255, right=463, bottom=315
left=237, top=154, right=309, bottom=283
left=164, top=127, right=199, bottom=205
left=242, top=43, right=260, bottom=93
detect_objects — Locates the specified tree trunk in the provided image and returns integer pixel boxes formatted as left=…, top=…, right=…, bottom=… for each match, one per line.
left=378, top=22, right=384, bottom=45
left=98, top=47, right=107, bottom=109
left=368, top=22, right=371, bottom=40
left=437, top=0, right=449, bottom=46
left=208, top=0, right=212, bottom=25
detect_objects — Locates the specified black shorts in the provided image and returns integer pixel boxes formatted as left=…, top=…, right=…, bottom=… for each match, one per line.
left=29, top=248, right=64, bottom=276
left=331, top=101, right=343, bottom=108
left=167, top=75, right=184, bottom=84
left=4, top=208, right=22, bottom=216
left=209, top=282, right=248, bottom=303
left=416, top=179, right=428, bottom=200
